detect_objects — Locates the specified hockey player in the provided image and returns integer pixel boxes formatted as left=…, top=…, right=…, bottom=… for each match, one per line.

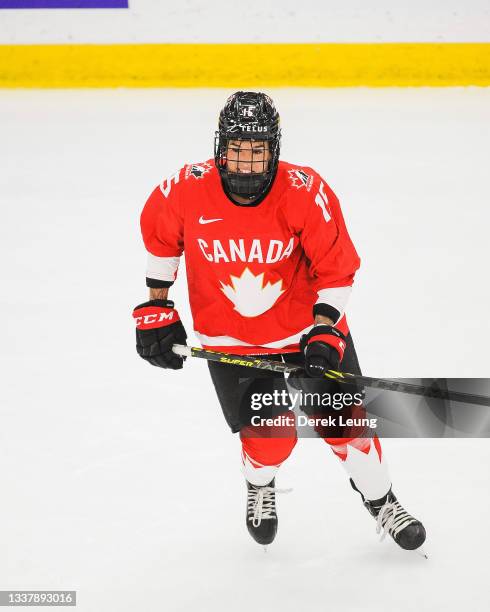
left=132, top=92, right=426, bottom=552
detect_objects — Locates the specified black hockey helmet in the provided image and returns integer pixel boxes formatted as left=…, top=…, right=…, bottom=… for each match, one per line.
left=214, top=91, right=281, bottom=205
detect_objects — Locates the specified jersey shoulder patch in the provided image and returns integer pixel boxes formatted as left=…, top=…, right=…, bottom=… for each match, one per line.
left=184, top=160, right=214, bottom=181
left=158, top=160, right=215, bottom=199
left=279, top=161, right=317, bottom=193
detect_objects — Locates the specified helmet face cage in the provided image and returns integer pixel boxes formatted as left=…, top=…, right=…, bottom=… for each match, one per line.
left=214, top=92, right=281, bottom=204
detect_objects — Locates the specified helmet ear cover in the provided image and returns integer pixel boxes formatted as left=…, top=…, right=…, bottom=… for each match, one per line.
left=214, top=91, right=281, bottom=206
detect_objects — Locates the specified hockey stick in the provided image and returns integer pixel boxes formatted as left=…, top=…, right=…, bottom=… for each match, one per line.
left=172, top=344, right=490, bottom=407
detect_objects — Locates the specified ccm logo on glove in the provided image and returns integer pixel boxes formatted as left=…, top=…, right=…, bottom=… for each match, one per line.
left=133, top=307, right=179, bottom=329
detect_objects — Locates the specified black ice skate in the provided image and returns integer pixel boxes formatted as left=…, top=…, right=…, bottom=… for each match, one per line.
left=246, top=479, right=290, bottom=546
left=351, top=479, right=426, bottom=552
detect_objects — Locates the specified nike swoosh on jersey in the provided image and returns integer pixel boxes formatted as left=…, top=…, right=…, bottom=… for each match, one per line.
left=199, top=216, right=223, bottom=224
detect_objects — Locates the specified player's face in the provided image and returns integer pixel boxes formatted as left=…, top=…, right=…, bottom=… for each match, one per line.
left=226, top=140, right=270, bottom=174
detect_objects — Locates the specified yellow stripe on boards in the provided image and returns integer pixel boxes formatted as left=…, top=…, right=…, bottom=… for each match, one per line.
left=0, top=43, right=489, bottom=88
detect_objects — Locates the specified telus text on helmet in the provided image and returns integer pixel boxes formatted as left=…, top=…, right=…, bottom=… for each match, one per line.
left=227, top=124, right=269, bottom=133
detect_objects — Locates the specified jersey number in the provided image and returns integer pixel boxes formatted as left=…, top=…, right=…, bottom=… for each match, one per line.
left=315, top=182, right=331, bottom=223
left=160, top=170, right=180, bottom=198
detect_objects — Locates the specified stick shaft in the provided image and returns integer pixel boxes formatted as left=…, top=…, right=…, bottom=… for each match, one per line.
left=172, top=344, right=490, bottom=407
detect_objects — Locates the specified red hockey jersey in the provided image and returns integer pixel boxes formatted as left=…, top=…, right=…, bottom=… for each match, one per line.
left=140, top=160, right=360, bottom=354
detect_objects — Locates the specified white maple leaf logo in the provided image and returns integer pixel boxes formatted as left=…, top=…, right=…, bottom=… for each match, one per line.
left=220, top=267, right=285, bottom=317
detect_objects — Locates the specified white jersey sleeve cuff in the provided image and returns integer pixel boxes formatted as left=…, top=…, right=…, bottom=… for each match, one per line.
left=146, top=253, right=180, bottom=282
left=315, top=286, right=353, bottom=322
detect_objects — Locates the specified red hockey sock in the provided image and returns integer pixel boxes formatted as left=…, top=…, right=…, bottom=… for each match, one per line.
left=240, top=423, right=297, bottom=486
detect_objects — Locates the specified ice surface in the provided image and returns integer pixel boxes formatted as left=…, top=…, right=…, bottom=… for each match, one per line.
left=1, top=88, right=489, bottom=611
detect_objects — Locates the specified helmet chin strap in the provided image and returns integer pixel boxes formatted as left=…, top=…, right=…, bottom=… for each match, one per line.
left=231, top=193, right=257, bottom=203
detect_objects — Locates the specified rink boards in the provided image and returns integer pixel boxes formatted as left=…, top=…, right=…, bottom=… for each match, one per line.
left=1, top=42, right=490, bottom=87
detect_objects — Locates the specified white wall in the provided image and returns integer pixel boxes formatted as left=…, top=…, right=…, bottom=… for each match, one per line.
left=0, top=0, right=489, bottom=44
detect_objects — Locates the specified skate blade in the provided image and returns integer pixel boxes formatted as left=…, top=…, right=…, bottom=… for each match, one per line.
left=415, top=547, right=428, bottom=559
left=263, top=545, right=268, bottom=553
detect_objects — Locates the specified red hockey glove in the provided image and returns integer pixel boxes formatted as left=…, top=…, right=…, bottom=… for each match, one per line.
left=132, top=300, right=187, bottom=369
left=299, top=325, right=347, bottom=378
